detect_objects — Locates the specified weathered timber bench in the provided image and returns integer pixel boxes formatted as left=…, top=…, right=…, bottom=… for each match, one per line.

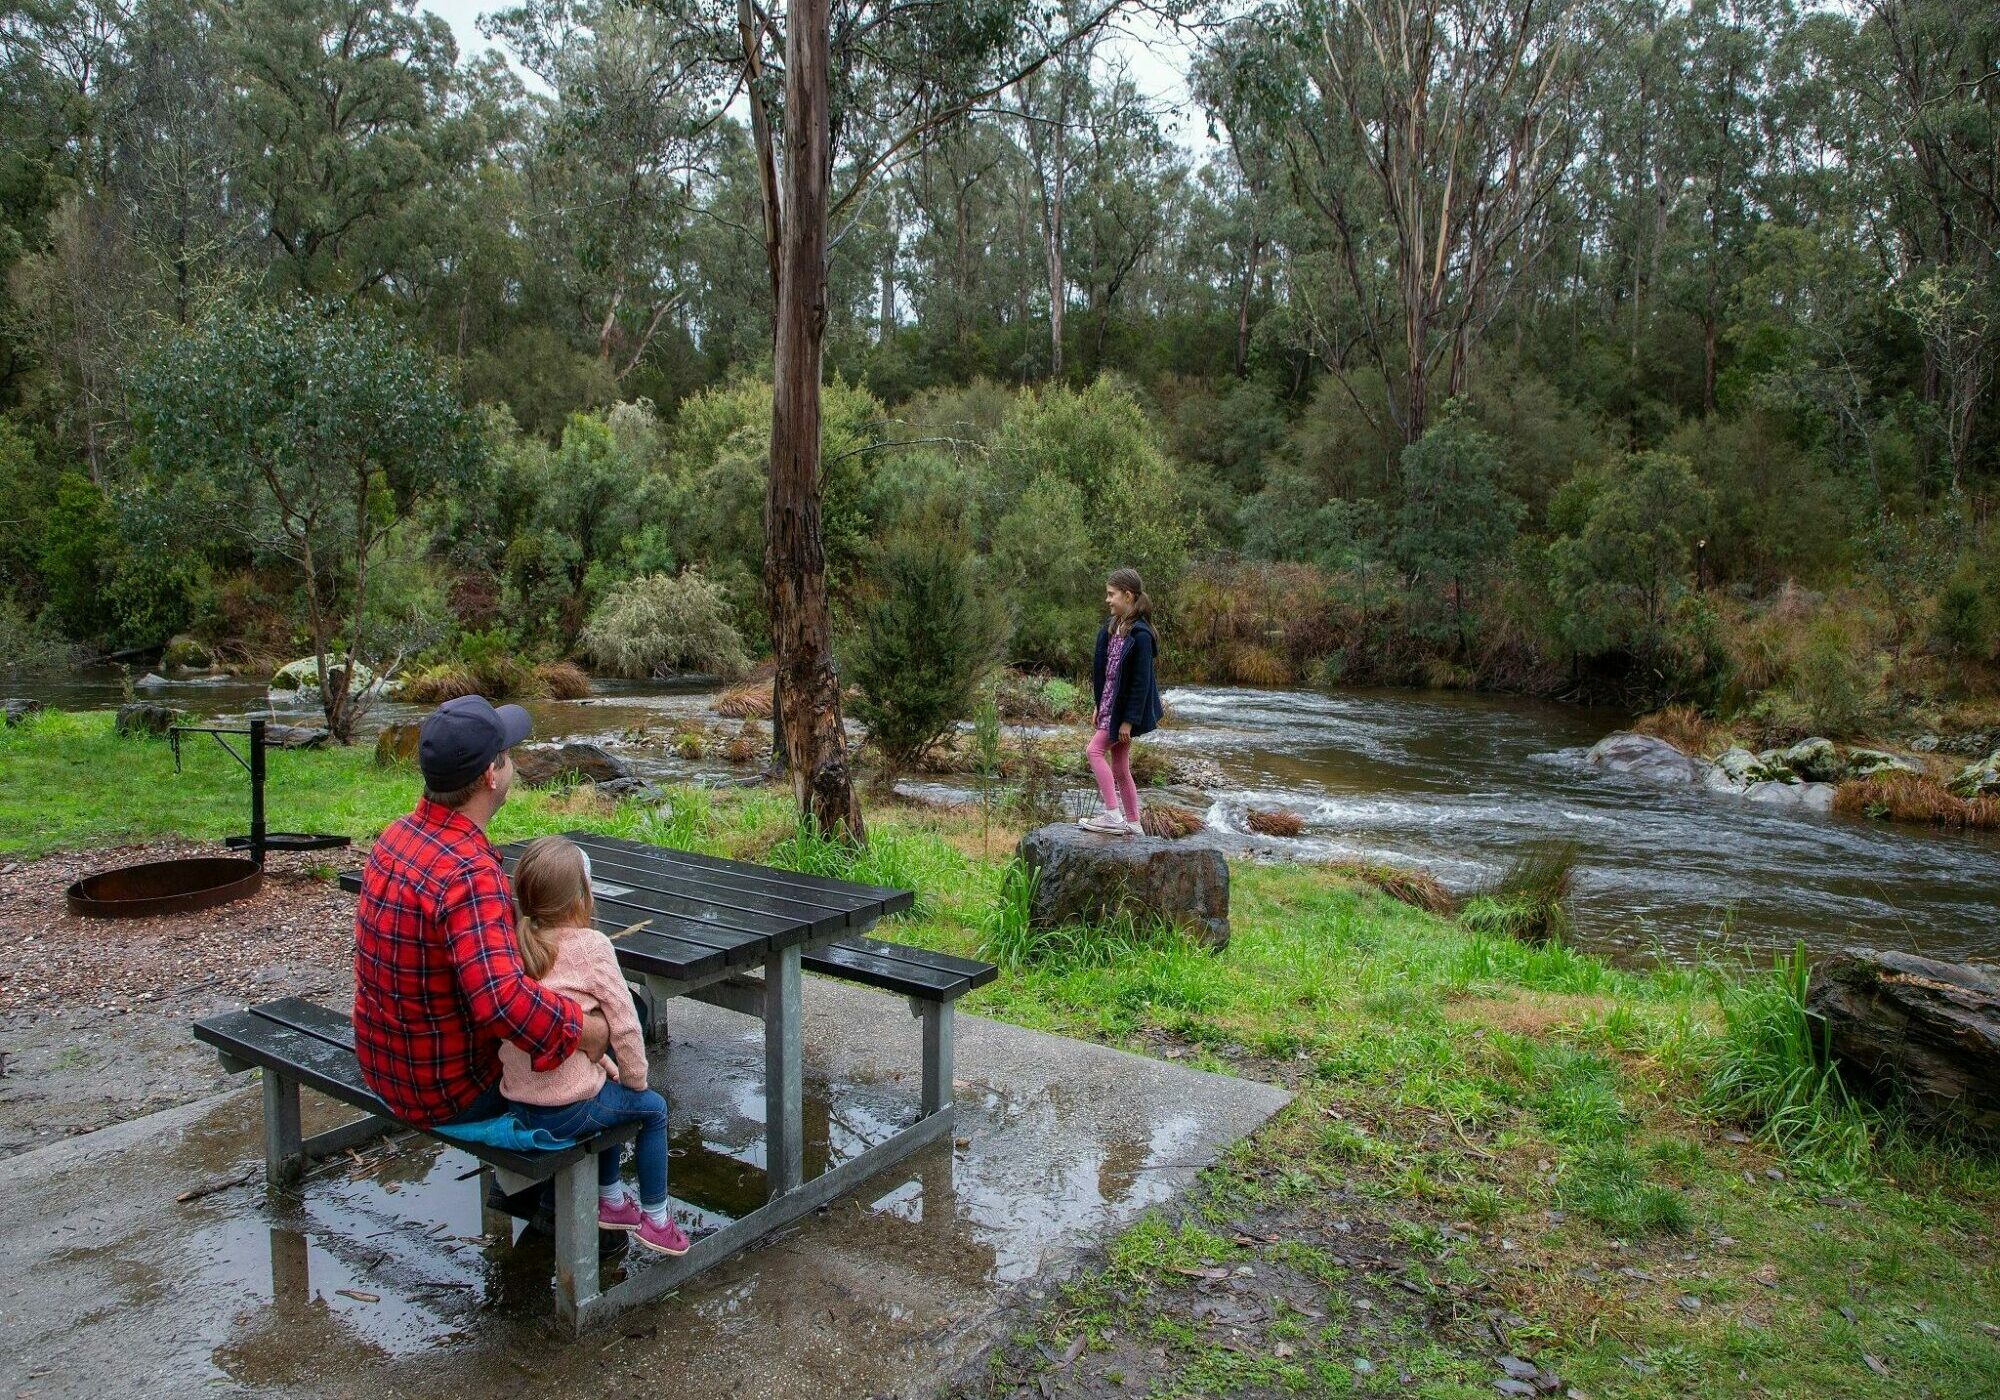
left=193, top=996, right=640, bottom=1319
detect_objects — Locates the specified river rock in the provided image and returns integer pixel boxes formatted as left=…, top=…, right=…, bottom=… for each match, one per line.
left=115, top=702, right=184, bottom=737
left=597, top=775, right=670, bottom=805
left=1807, top=948, right=2000, bottom=1145
left=3, top=698, right=42, bottom=727
left=1584, top=731, right=1707, bottom=785
left=162, top=634, right=212, bottom=669
left=1947, top=750, right=2000, bottom=799
left=1017, top=823, right=1230, bottom=950
left=1713, top=746, right=1771, bottom=786
left=264, top=723, right=329, bottom=749
left=1846, top=748, right=1919, bottom=780
left=1744, top=780, right=1836, bottom=813
left=375, top=721, right=422, bottom=767
left=1781, top=738, right=1843, bottom=783
left=513, top=741, right=634, bottom=788
left=270, top=655, right=376, bottom=697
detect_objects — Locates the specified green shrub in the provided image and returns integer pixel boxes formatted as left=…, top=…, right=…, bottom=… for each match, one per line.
left=848, top=526, right=1002, bottom=771
left=581, top=569, right=749, bottom=680
left=1932, top=577, right=1991, bottom=660
left=1786, top=615, right=1871, bottom=735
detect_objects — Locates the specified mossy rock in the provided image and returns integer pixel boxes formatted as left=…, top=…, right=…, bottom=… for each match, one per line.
left=162, top=634, right=212, bottom=670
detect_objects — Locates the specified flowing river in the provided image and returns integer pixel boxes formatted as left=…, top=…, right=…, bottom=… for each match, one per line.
left=16, top=670, right=2000, bottom=965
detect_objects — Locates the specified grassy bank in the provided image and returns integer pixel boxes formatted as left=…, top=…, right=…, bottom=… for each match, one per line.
left=5, top=710, right=1997, bottom=1396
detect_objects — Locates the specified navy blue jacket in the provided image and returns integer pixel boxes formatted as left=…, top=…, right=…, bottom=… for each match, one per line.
left=1092, top=616, right=1163, bottom=738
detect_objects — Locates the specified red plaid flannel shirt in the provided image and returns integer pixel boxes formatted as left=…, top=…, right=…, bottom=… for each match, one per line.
left=353, top=799, right=581, bottom=1126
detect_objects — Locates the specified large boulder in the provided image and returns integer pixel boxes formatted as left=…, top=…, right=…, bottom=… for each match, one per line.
left=374, top=721, right=422, bottom=768
left=1847, top=748, right=1920, bottom=780
left=161, top=634, right=212, bottom=670
left=1710, top=746, right=1772, bottom=790
left=264, top=723, right=329, bottom=749
left=1807, top=948, right=2000, bottom=1145
left=115, top=702, right=184, bottom=737
left=3, top=698, right=43, bottom=727
left=1017, top=824, right=1230, bottom=950
left=1947, top=750, right=2000, bottom=799
left=513, top=741, right=634, bottom=788
left=270, top=655, right=376, bottom=698
left=1781, top=737, right=1843, bottom=783
left=1584, top=731, right=1707, bottom=785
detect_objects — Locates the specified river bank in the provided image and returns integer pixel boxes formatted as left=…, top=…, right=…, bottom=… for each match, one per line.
left=2, top=710, right=1996, bottom=1397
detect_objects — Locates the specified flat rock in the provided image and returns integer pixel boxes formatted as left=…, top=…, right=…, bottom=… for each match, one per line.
left=1808, top=948, right=2000, bottom=1145
left=2, top=698, right=43, bottom=727
left=513, top=741, right=634, bottom=788
left=263, top=724, right=329, bottom=750
left=1017, top=823, right=1230, bottom=949
left=114, top=702, right=184, bottom=737
left=1847, top=748, right=1919, bottom=780
left=1584, top=731, right=1707, bottom=785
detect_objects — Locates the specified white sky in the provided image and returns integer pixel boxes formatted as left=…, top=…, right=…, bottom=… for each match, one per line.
left=417, top=0, right=1212, bottom=149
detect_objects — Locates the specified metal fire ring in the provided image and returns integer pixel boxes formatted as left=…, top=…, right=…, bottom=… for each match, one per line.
left=65, top=857, right=264, bottom=919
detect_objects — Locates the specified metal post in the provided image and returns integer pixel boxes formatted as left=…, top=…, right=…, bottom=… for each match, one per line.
left=262, top=1072, right=303, bottom=1186
left=920, top=1002, right=955, bottom=1117
left=763, top=944, right=803, bottom=1197
left=248, top=718, right=267, bottom=866
left=551, top=1160, right=600, bottom=1332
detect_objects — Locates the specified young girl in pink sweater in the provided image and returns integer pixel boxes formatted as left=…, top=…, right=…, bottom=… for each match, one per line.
left=501, top=836, right=689, bottom=1256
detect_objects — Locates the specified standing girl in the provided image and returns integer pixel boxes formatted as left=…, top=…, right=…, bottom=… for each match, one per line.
left=501, top=836, right=690, bottom=1256
left=1080, top=567, right=1164, bottom=834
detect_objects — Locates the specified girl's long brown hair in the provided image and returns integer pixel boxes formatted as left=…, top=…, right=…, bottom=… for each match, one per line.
left=512, top=836, right=595, bottom=978
left=1107, top=567, right=1154, bottom=636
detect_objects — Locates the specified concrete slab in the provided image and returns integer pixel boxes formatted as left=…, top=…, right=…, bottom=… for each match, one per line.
left=0, top=979, right=1289, bottom=1398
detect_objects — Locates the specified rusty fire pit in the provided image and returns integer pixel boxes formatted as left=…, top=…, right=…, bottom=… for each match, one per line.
left=66, top=856, right=263, bottom=919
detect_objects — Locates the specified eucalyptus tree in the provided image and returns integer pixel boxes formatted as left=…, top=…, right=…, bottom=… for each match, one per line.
left=1206, top=0, right=1585, bottom=444
left=217, top=0, right=461, bottom=295
left=131, top=302, right=480, bottom=740
left=660, top=0, right=1132, bottom=839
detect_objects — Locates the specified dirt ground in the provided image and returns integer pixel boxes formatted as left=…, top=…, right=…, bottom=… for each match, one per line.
left=0, top=842, right=363, bottom=1158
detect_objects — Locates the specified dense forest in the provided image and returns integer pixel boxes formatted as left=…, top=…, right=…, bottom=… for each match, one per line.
left=2, top=0, right=1997, bottom=748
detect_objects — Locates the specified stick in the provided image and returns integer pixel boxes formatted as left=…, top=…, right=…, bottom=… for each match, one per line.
left=609, top=919, right=652, bottom=938
left=177, top=1167, right=259, bottom=1203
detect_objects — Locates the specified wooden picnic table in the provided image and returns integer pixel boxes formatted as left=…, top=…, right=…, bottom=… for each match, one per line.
left=306, top=828, right=994, bottom=1328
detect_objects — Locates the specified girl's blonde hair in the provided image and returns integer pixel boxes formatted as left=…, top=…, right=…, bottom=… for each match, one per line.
left=1106, top=567, right=1154, bottom=634
left=512, top=836, right=595, bottom=978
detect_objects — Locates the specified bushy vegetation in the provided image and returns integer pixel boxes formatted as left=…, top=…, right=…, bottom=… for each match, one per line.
left=580, top=569, right=750, bottom=680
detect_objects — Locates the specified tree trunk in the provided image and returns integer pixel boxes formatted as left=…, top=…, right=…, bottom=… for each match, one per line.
left=879, top=203, right=897, bottom=346
left=766, top=0, right=864, bottom=842
left=1234, top=228, right=1261, bottom=378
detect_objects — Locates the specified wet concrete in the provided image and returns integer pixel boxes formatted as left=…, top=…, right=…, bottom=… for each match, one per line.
left=0, top=979, right=1289, bottom=1398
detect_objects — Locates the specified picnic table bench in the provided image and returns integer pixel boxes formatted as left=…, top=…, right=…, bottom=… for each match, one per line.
left=194, top=830, right=995, bottom=1331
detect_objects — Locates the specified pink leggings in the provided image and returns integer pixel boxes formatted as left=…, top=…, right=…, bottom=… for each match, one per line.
left=1087, top=729, right=1140, bottom=820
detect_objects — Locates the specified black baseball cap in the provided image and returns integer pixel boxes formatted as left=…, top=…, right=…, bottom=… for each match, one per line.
left=418, top=695, right=533, bottom=791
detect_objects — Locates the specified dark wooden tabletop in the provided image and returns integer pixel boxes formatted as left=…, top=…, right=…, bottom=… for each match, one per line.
left=339, top=829, right=915, bottom=984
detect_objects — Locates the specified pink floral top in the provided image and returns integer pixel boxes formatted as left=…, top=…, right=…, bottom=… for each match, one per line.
left=1096, top=632, right=1127, bottom=732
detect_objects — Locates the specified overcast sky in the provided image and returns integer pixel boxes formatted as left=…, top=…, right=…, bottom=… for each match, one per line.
left=416, top=0, right=1213, bottom=150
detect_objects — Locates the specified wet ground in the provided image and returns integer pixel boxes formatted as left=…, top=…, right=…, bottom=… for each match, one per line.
left=0, top=981, right=1289, bottom=1398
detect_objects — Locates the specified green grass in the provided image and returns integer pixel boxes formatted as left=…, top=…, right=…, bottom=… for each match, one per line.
left=11, top=707, right=2000, bottom=1397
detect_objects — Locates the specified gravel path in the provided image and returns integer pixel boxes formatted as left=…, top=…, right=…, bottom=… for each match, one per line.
left=0, top=841, right=363, bottom=1158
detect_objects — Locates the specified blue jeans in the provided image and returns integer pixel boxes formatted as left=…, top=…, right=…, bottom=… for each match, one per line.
left=511, top=1081, right=670, bottom=1209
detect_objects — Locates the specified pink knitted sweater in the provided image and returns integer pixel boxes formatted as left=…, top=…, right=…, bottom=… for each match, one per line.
left=498, top=925, right=648, bottom=1105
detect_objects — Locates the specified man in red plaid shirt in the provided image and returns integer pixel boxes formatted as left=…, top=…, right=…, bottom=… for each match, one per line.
left=354, top=696, right=610, bottom=1127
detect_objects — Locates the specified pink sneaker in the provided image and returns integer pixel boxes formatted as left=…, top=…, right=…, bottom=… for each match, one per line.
left=635, top=1211, right=691, bottom=1256
left=598, top=1194, right=644, bottom=1232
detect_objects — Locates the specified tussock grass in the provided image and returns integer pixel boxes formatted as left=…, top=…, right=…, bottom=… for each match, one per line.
left=1460, top=842, right=1579, bottom=944
left=1246, top=807, right=1306, bottom=838
left=1139, top=802, right=1206, bottom=838
left=1633, top=702, right=1730, bottom=756
left=714, top=683, right=773, bottom=719
left=1318, top=859, right=1455, bottom=914
left=531, top=660, right=591, bottom=699
left=1834, top=772, right=2000, bottom=830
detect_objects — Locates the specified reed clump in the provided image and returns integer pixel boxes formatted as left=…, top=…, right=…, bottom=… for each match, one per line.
left=1834, top=773, right=2000, bottom=831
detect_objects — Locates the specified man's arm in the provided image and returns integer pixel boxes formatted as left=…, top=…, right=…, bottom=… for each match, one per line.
left=441, top=859, right=583, bottom=1071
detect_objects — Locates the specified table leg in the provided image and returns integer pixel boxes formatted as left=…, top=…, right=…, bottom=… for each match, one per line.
left=262, top=1072, right=303, bottom=1187
left=764, top=943, right=803, bottom=1197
